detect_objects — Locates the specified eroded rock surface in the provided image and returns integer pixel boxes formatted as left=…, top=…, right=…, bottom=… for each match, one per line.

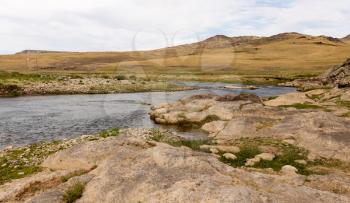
left=150, top=93, right=350, bottom=162
left=0, top=128, right=349, bottom=202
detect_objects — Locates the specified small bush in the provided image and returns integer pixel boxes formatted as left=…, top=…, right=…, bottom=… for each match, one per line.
left=115, top=75, right=126, bottom=80
left=63, top=183, right=84, bottom=203
left=129, top=75, right=137, bottom=80
left=99, top=128, right=119, bottom=138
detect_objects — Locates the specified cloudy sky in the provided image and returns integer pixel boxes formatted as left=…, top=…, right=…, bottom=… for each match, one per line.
left=0, top=0, right=349, bottom=54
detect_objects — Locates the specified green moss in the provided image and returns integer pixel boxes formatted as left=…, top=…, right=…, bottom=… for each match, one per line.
left=149, top=130, right=208, bottom=151
left=279, top=103, right=322, bottom=109
left=63, top=183, right=84, bottom=203
left=99, top=128, right=119, bottom=138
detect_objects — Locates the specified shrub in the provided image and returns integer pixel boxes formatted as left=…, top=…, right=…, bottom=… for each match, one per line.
left=129, top=75, right=137, bottom=80
left=63, top=183, right=84, bottom=203
left=99, top=128, right=119, bottom=138
left=115, top=75, right=126, bottom=80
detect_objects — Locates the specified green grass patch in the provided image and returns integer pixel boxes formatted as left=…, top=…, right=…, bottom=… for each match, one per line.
left=0, top=71, right=57, bottom=82
left=0, top=141, right=67, bottom=185
left=279, top=103, right=322, bottom=109
left=99, top=128, right=119, bottom=138
left=218, top=137, right=315, bottom=175
left=149, top=130, right=208, bottom=151
left=63, top=183, right=85, bottom=203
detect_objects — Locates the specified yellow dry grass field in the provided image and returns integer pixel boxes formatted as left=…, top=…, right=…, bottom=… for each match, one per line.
left=0, top=33, right=349, bottom=79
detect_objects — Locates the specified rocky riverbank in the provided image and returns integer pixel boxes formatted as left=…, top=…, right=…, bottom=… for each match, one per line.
left=0, top=75, right=195, bottom=97
left=0, top=127, right=349, bottom=202
left=1, top=65, right=350, bottom=201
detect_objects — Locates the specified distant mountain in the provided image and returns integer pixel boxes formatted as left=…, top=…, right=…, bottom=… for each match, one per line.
left=16, top=50, right=68, bottom=54
left=343, top=34, right=350, bottom=41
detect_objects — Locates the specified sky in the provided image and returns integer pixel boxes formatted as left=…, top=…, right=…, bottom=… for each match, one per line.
left=0, top=0, right=350, bottom=54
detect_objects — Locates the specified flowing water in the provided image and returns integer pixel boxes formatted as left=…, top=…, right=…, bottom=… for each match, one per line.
left=0, top=82, right=295, bottom=149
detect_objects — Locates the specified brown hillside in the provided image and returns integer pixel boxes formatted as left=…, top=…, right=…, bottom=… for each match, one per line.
left=0, top=33, right=350, bottom=76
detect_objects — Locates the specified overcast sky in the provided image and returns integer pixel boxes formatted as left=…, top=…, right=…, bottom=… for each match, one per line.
left=0, top=0, right=349, bottom=54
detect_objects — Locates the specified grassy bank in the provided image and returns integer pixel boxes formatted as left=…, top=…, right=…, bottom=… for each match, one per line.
left=0, top=128, right=119, bottom=185
left=0, top=71, right=196, bottom=97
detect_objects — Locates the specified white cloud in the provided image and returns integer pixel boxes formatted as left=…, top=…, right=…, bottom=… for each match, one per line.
left=0, top=0, right=349, bottom=53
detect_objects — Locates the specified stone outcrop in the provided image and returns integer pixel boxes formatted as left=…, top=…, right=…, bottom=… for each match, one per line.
left=281, top=58, right=350, bottom=90
left=150, top=93, right=350, bottom=162
left=322, top=58, right=350, bottom=88
left=1, top=128, right=349, bottom=202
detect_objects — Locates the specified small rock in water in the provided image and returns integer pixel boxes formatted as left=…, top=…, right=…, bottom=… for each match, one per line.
left=281, top=165, right=298, bottom=175
left=223, top=153, right=237, bottom=160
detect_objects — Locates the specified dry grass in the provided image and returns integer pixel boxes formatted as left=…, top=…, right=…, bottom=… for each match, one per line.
left=1, top=33, right=349, bottom=80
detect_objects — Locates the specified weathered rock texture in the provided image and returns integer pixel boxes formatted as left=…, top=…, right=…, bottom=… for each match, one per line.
left=0, top=128, right=349, bottom=202
left=150, top=94, right=350, bottom=162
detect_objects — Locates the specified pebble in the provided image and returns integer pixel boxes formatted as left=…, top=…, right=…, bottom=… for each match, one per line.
left=223, top=153, right=237, bottom=160
left=210, top=148, right=219, bottom=154
left=294, top=160, right=307, bottom=165
left=245, top=157, right=261, bottom=166
left=281, top=165, right=298, bottom=175
left=256, top=153, right=275, bottom=161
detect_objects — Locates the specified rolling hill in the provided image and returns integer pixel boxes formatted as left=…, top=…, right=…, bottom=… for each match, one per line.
left=1, top=32, right=350, bottom=78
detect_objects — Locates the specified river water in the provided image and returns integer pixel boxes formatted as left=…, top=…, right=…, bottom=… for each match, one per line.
left=0, top=82, right=295, bottom=149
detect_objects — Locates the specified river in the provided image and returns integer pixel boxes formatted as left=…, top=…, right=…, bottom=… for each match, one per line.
left=0, top=82, right=295, bottom=149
